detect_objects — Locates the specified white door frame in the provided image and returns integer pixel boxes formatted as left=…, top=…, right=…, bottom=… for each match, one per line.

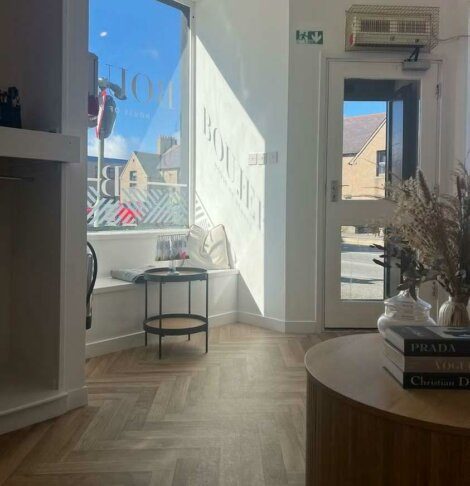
left=321, top=58, right=442, bottom=329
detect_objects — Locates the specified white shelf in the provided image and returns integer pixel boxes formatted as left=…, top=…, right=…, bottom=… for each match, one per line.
left=0, top=126, right=80, bottom=163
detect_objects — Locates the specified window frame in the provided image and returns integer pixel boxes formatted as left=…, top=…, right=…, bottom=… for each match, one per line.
left=86, top=0, right=196, bottom=236
left=129, top=170, right=137, bottom=187
left=376, top=149, right=387, bottom=176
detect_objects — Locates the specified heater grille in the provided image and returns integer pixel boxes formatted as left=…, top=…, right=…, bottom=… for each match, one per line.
left=346, top=5, right=439, bottom=52
left=397, top=20, right=428, bottom=34
left=360, top=19, right=391, bottom=33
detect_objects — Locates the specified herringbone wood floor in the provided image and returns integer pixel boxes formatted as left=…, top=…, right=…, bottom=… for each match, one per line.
left=0, top=324, right=347, bottom=486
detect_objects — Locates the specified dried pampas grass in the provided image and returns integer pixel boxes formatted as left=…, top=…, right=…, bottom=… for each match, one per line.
left=390, top=164, right=470, bottom=299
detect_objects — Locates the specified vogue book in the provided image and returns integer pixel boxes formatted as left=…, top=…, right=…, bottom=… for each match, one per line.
left=384, top=340, right=470, bottom=373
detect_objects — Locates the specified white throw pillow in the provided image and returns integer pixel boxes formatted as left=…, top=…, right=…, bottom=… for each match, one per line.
left=187, top=224, right=230, bottom=270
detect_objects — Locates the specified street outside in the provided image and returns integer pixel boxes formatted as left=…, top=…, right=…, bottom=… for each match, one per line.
left=341, top=233, right=385, bottom=301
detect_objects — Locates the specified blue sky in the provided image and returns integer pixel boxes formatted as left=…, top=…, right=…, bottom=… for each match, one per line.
left=344, top=101, right=387, bottom=117
left=88, top=1, right=384, bottom=159
left=88, top=0, right=188, bottom=159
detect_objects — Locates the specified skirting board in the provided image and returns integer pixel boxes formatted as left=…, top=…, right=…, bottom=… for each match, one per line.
left=86, top=311, right=238, bottom=358
left=87, top=311, right=321, bottom=358
left=0, top=387, right=87, bottom=435
left=238, top=311, right=321, bottom=334
left=66, top=386, right=88, bottom=410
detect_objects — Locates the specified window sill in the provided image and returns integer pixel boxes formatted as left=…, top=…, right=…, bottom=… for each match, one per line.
left=94, top=268, right=240, bottom=295
left=87, top=228, right=189, bottom=241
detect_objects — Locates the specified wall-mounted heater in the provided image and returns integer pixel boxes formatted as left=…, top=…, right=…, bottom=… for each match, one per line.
left=345, top=5, right=439, bottom=52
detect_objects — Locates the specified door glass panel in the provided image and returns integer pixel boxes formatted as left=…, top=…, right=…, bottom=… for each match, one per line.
left=343, top=101, right=387, bottom=200
left=342, top=79, right=419, bottom=201
left=341, top=225, right=385, bottom=301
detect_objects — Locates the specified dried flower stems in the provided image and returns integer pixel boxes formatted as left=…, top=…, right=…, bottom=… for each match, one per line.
left=390, top=165, right=470, bottom=300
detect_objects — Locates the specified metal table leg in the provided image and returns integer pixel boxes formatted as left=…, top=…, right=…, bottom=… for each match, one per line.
left=206, top=275, right=209, bottom=353
left=144, top=281, right=148, bottom=346
left=188, top=281, right=191, bottom=341
left=159, top=281, right=162, bottom=359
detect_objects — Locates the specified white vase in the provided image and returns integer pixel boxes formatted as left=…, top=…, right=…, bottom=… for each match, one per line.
left=377, top=289, right=436, bottom=338
left=438, top=295, right=470, bottom=327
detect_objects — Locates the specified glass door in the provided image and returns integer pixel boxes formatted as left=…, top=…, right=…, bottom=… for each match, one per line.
left=324, top=60, right=439, bottom=329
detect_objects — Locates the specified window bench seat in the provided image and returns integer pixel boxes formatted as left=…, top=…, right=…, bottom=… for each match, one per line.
left=86, top=269, right=239, bottom=358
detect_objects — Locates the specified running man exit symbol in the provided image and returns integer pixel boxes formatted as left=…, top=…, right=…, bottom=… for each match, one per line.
left=296, top=30, right=323, bottom=45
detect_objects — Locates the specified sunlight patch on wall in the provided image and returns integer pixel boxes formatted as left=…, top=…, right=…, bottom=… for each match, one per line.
left=195, top=39, right=266, bottom=313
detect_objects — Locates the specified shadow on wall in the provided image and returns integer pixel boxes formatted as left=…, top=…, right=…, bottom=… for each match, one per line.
left=237, top=275, right=263, bottom=318
left=195, top=46, right=266, bottom=314
left=194, top=0, right=289, bottom=319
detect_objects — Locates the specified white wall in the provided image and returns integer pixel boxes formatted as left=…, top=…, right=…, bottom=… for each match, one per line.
left=84, top=0, right=470, bottom=334
left=286, top=0, right=470, bottom=329
left=194, top=0, right=290, bottom=325
left=193, top=0, right=470, bottom=331
left=0, top=180, right=12, bottom=365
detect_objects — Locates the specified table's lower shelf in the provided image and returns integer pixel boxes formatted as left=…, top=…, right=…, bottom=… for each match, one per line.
left=144, top=316, right=208, bottom=359
left=144, top=316, right=207, bottom=333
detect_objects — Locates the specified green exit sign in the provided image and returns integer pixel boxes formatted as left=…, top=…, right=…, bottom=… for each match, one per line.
left=296, top=30, right=323, bottom=45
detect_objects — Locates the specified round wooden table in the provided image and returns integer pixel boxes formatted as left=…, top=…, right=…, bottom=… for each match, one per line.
left=305, top=334, right=470, bottom=486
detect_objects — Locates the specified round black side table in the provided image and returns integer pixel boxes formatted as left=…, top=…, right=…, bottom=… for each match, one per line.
left=143, top=267, right=209, bottom=359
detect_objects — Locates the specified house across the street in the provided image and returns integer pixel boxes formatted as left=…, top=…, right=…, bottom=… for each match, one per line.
left=119, top=136, right=182, bottom=203
left=342, top=112, right=386, bottom=200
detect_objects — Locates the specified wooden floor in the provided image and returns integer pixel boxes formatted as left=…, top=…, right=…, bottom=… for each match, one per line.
left=0, top=324, right=345, bottom=486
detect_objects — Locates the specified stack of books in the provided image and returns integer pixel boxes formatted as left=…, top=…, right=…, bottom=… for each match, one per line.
left=383, top=325, right=470, bottom=389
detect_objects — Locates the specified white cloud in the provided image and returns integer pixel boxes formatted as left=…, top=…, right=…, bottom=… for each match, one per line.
left=143, top=48, right=160, bottom=60
left=88, top=133, right=131, bottom=160
left=100, top=31, right=108, bottom=38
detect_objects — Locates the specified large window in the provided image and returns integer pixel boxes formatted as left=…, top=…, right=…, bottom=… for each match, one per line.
left=87, top=0, right=191, bottom=232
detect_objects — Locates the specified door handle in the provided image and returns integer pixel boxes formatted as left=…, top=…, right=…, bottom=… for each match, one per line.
left=331, top=180, right=339, bottom=202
